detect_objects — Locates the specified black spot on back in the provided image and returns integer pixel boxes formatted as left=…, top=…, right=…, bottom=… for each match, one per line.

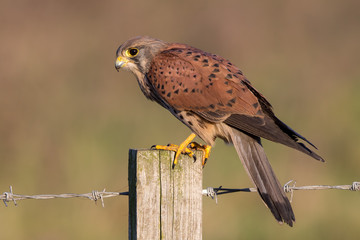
left=225, top=74, right=232, bottom=80
left=208, top=74, right=216, bottom=78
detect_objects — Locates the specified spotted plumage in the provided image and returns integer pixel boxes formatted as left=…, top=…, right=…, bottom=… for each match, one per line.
left=115, top=36, right=324, bottom=227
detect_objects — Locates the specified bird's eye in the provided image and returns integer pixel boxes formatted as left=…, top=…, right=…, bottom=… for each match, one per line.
left=126, top=48, right=139, bottom=57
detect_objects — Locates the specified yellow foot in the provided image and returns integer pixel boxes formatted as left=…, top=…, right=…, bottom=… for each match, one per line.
left=189, top=142, right=212, bottom=166
left=151, top=133, right=197, bottom=168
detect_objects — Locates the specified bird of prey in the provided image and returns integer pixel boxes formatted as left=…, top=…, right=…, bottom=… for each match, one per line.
left=115, top=36, right=323, bottom=226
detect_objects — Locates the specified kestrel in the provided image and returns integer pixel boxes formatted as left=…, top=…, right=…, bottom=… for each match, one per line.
left=115, top=36, right=323, bottom=226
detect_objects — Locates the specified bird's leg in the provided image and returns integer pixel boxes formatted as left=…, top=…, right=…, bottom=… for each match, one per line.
left=152, top=133, right=197, bottom=168
left=189, top=142, right=212, bottom=166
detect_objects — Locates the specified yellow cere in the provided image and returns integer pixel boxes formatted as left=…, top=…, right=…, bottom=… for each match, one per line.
left=116, top=56, right=128, bottom=68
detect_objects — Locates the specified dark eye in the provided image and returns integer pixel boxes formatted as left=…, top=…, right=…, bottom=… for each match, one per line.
left=127, top=48, right=139, bottom=57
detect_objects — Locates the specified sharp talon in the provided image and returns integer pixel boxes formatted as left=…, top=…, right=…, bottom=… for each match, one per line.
left=203, top=158, right=208, bottom=166
left=151, top=145, right=156, bottom=149
left=188, top=142, right=212, bottom=167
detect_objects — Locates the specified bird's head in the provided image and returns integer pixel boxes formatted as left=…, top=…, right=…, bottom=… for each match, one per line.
left=115, top=36, right=167, bottom=75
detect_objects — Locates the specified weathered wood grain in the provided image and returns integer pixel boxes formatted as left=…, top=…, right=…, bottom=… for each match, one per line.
left=129, top=149, right=203, bottom=240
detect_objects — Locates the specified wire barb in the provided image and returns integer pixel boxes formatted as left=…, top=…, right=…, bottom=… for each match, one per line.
left=351, top=182, right=360, bottom=191
left=202, top=187, right=219, bottom=204
left=2, top=186, right=17, bottom=207
left=283, top=180, right=296, bottom=202
left=91, top=189, right=106, bottom=207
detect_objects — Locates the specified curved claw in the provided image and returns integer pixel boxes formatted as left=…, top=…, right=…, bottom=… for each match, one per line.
left=189, top=142, right=212, bottom=167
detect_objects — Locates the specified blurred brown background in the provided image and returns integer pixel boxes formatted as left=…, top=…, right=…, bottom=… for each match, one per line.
left=1, top=0, right=359, bottom=239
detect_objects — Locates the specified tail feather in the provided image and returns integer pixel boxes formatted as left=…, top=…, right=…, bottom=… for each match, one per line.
left=230, top=128, right=295, bottom=226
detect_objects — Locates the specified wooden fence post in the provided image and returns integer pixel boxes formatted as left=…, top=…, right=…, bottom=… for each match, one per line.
left=128, top=149, right=203, bottom=240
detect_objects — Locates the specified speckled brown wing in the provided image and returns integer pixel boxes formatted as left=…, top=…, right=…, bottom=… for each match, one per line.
left=146, top=44, right=264, bottom=119
left=146, top=44, right=323, bottom=161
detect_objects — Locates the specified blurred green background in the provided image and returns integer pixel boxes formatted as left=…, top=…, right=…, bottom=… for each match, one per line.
left=1, top=0, right=359, bottom=239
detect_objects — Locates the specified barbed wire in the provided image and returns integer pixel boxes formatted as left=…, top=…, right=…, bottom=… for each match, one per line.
left=1, top=186, right=128, bottom=207
left=202, top=180, right=360, bottom=203
left=1, top=181, right=358, bottom=207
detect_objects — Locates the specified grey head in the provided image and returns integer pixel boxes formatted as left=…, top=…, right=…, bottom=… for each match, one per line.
left=115, top=36, right=167, bottom=76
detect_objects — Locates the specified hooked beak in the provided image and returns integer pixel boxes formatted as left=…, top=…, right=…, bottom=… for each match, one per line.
left=115, top=56, right=128, bottom=72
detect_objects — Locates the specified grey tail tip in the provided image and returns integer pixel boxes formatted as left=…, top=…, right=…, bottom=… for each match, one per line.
left=284, top=219, right=295, bottom=227
left=278, top=215, right=295, bottom=227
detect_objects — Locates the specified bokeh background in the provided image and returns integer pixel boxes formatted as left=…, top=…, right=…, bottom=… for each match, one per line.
left=1, top=0, right=359, bottom=239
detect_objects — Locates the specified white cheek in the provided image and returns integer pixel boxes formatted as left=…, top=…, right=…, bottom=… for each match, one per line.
left=124, top=62, right=137, bottom=71
left=125, top=62, right=143, bottom=77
